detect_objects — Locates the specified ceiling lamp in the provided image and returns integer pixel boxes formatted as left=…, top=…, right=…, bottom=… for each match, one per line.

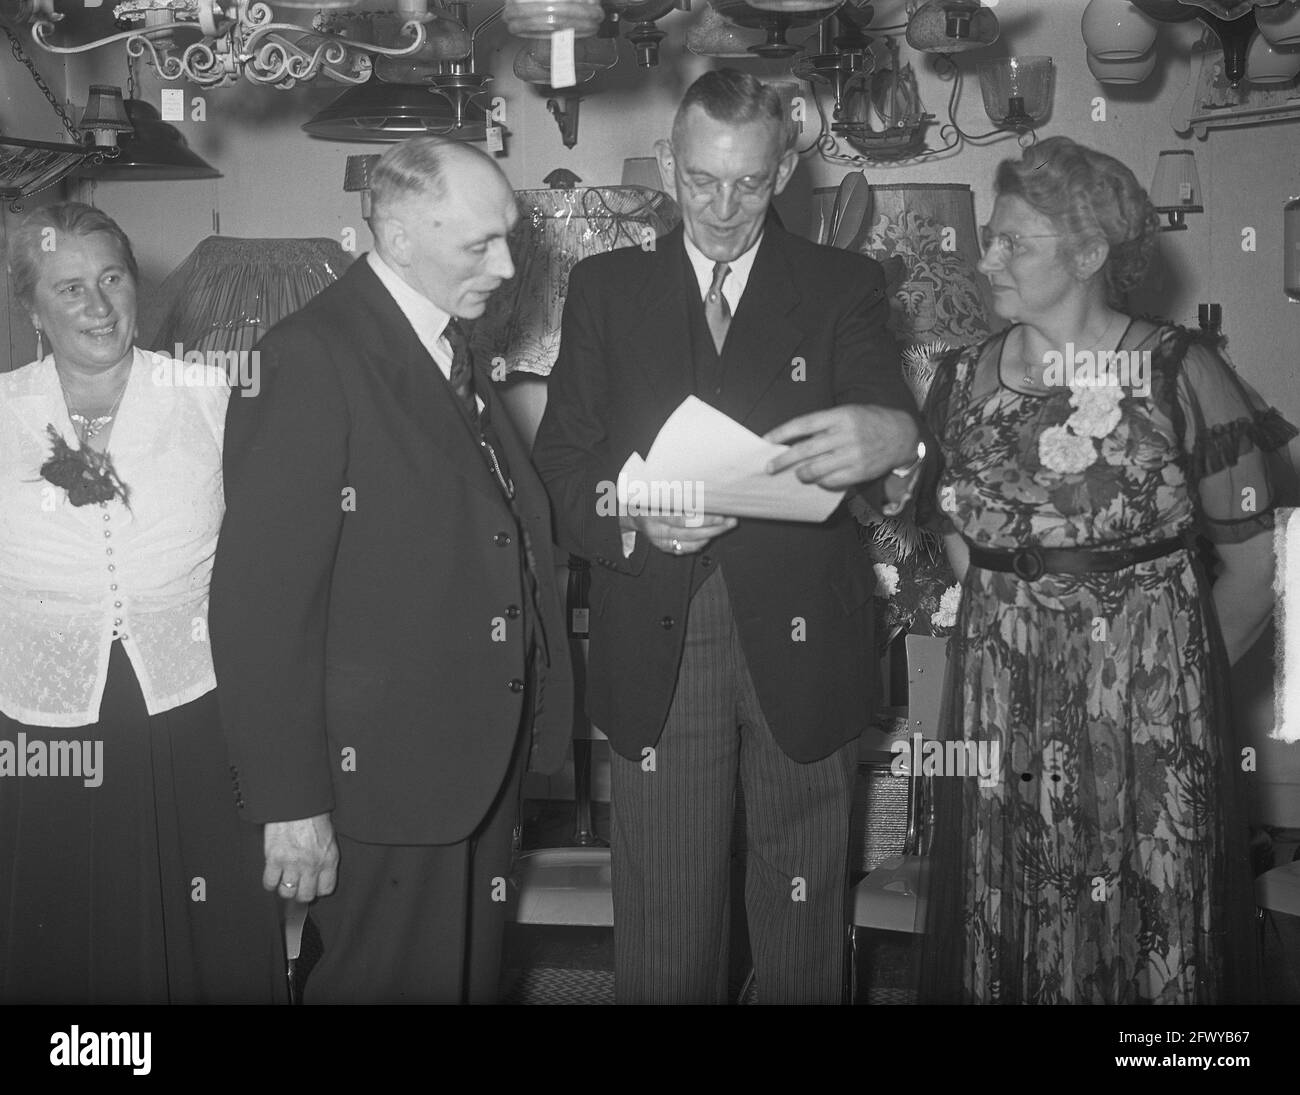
left=78, top=84, right=134, bottom=147
left=710, top=0, right=839, bottom=58
left=80, top=98, right=220, bottom=180
left=1149, top=148, right=1203, bottom=229
left=26, top=0, right=433, bottom=89
left=1245, top=26, right=1300, bottom=83
left=905, top=0, right=999, bottom=54
left=1081, top=0, right=1158, bottom=59
left=514, top=30, right=618, bottom=83
left=1257, top=0, right=1300, bottom=45
left=302, top=80, right=490, bottom=142
left=1130, top=1, right=1261, bottom=84
left=977, top=56, right=1054, bottom=132
left=1086, top=47, right=1158, bottom=83
left=503, top=0, right=605, bottom=37
left=686, top=7, right=765, bottom=55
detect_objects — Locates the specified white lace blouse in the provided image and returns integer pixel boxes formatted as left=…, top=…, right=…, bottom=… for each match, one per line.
left=0, top=349, right=229, bottom=727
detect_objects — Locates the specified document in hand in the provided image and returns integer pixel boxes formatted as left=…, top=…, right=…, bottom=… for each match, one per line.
left=616, top=396, right=845, bottom=524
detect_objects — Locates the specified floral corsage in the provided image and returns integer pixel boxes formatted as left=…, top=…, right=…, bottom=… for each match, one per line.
left=1038, top=385, right=1124, bottom=475
left=39, top=425, right=131, bottom=508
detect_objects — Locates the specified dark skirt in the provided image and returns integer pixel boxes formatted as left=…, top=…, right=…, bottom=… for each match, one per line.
left=0, top=642, right=284, bottom=1003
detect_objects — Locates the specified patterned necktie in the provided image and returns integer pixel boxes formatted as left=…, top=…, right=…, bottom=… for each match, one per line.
left=443, top=317, right=478, bottom=425
left=705, top=261, right=732, bottom=355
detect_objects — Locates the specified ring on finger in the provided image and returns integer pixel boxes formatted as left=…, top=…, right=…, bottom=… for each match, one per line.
left=671, top=538, right=682, bottom=553
left=280, top=880, right=297, bottom=890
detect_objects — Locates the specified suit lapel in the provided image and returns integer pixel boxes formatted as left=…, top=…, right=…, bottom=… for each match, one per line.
left=346, top=258, right=507, bottom=509
left=719, top=229, right=805, bottom=427
left=619, top=226, right=694, bottom=409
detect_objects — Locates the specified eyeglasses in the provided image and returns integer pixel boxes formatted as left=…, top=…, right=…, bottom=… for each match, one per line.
left=979, top=224, right=1063, bottom=259
left=672, top=158, right=776, bottom=206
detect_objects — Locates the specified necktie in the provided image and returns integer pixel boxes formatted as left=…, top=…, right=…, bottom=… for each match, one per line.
left=443, top=317, right=478, bottom=425
left=705, top=261, right=732, bottom=355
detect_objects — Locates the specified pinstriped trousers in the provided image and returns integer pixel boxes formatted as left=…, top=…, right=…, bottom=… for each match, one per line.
left=609, top=567, right=859, bottom=1004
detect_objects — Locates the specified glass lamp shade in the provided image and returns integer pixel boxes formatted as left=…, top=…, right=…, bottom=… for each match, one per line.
left=1149, top=148, right=1203, bottom=229
left=472, top=187, right=680, bottom=376
left=977, top=56, right=1054, bottom=130
left=905, top=1, right=1000, bottom=54
left=748, top=0, right=846, bottom=11
left=1245, top=29, right=1300, bottom=84
left=513, top=34, right=618, bottom=83
left=1086, top=46, right=1157, bottom=83
left=302, top=82, right=490, bottom=142
left=605, top=0, right=677, bottom=19
left=147, top=237, right=352, bottom=356
left=709, top=0, right=840, bottom=30
left=1081, top=0, right=1158, bottom=60
left=78, top=99, right=219, bottom=180
left=503, top=0, right=604, bottom=39
left=686, top=6, right=765, bottom=55
left=1258, top=0, right=1300, bottom=46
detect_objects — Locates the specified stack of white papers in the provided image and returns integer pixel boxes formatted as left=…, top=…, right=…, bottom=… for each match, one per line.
left=616, top=396, right=844, bottom=524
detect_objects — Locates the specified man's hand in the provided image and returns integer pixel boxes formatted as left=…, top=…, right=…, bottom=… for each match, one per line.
left=621, top=512, right=737, bottom=555
left=764, top=405, right=919, bottom=489
left=264, top=813, right=339, bottom=904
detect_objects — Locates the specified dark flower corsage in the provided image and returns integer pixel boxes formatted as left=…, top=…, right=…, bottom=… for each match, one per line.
left=39, top=425, right=131, bottom=509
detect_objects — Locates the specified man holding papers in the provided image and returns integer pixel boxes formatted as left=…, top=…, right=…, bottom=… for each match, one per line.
left=533, top=69, right=924, bottom=1004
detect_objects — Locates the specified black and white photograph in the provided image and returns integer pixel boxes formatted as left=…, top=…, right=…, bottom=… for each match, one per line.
left=0, top=0, right=1297, bottom=1073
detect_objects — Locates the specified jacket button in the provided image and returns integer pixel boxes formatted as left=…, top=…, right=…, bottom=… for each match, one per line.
left=700, top=555, right=713, bottom=568
left=595, top=556, right=608, bottom=566
left=235, top=795, right=246, bottom=809
left=660, top=616, right=675, bottom=630
left=494, top=532, right=512, bottom=547
left=505, top=604, right=521, bottom=619
left=507, top=678, right=524, bottom=693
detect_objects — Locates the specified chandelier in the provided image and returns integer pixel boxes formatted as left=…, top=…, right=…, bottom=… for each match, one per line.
left=23, top=0, right=435, bottom=89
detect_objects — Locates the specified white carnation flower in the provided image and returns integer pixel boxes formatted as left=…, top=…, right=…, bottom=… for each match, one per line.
left=931, top=583, right=962, bottom=628
left=1066, top=386, right=1123, bottom=438
left=873, top=563, right=900, bottom=598
left=1039, top=425, right=1097, bottom=474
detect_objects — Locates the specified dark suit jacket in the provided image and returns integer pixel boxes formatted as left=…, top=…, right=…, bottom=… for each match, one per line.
left=210, top=256, right=572, bottom=846
left=533, top=223, right=916, bottom=764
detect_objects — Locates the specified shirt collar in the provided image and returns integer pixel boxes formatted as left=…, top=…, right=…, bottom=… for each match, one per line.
left=367, top=250, right=453, bottom=343
left=682, top=231, right=762, bottom=312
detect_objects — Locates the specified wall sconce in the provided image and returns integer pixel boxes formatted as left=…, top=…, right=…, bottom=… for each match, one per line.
left=343, top=154, right=380, bottom=218
left=1149, top=148, right=1203, bottom=230
left=977, top=56, right=1054, bottom=132
left=78, top=85, right=133, bottom=148
left=906, top=0, right=999, bottom=54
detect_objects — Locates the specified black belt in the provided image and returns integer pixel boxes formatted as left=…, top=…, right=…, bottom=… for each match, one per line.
left=964, top=536, right=1187, bottom=581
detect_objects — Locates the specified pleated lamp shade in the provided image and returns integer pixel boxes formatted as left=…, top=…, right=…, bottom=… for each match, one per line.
left=147, top=237, right=352, bottom=355
left=810, top=182, right=999, bottom=392
left=471, top=187, right=679, bottom=376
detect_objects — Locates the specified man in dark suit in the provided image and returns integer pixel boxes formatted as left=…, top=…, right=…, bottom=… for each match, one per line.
left=533, top=70, right=924, bottom=1004
left=209, top=138, right=572, bottom=1003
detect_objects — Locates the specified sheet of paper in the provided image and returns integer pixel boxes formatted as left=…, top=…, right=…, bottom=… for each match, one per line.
left=616, top=396, right=844, bottom=523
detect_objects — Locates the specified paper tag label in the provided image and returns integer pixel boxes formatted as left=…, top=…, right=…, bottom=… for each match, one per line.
left=160, top=88, right=185, bottom=122
left=550, top=28, right=577, bottom=90
left=570, top=608, right=589, bottom=635
left=485, top=125, right=503, bottom=153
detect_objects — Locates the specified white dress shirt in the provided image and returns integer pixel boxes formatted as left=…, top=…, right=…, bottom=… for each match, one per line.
left=0, top=349, right=229, bottom=726
left=682, top=231, right=762, bottom=316
left=367, top=250, right=483, bottom=411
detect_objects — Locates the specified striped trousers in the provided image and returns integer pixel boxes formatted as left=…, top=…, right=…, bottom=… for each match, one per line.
left=609, top=568, right=859, bottom=1004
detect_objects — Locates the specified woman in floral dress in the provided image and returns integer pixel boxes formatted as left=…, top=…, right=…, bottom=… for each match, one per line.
left=917, top=138, right=1295, bottom=1004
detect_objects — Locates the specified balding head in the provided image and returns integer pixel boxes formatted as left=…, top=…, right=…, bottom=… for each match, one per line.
left=369, top=137, right=518, bottom=318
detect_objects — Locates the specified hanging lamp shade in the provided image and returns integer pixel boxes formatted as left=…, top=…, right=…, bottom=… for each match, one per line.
left=1258, top=0, right=1300, bottom=46
left=1245, top=28, right=1300, bottom=84
left=302, top=81, right=490, bottom=142
left=1081, top=0, right=1159, bottom=59
left=472, top=187, right=680, bottom=376
left=78, top=99, right=219, bottom=180
left=686, top=6, right=765, bottom=55
left=977, top=56, right=1054, bottom=130
left=503, top=0, right=604, bottom=38
left=905, top=0, right=999, bottom=54
left=513, top=33, right=618, bottom=83
left=147, top=237, right=352, bottom=356
left=343, top=153, right=381, bottom=217
left=78, top=85, right=132, bottom=147
left=748, top=0, right=845, bottom=12
left=1086, top=46, right=1158, bottom=83
left=1149, top=148, right=1203, bottom=229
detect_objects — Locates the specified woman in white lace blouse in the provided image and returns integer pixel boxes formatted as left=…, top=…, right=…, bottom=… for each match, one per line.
left=0, top=202, right=281, bottom=1002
